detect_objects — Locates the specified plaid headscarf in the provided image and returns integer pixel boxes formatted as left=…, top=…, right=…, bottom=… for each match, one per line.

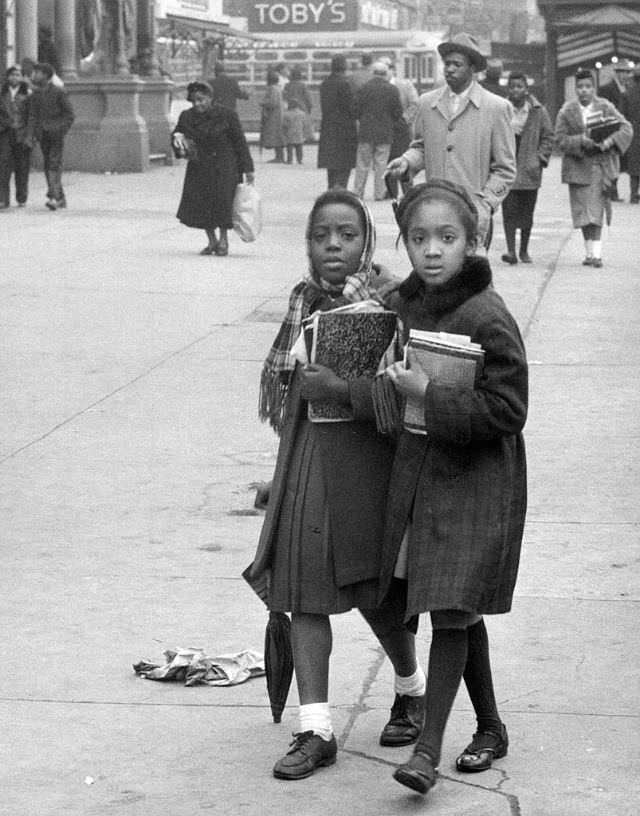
left=259, top=192, right=378, bottom=432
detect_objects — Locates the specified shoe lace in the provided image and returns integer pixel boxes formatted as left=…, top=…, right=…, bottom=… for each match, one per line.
left=287, top=730, right=315, bottom=752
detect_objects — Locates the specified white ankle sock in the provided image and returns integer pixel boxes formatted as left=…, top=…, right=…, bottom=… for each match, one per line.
left=585, top=239, right=593, bottom=258
left=299, top=702, right=333, bottom=740
left=394, top=665, right=426, bottom=697
left=592, top=240, right=602, bottom=259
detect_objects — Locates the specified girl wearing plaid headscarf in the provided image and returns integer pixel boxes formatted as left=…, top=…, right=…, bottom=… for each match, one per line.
left=250, top=190, right=424, bottom=781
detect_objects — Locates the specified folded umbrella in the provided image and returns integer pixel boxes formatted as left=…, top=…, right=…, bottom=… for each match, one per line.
left=243, top=563, right=294, bottom=723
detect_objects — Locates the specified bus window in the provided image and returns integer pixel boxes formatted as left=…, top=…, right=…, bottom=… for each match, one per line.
left=255, top=51, right=279, bottom=61
left=283, top=51, right=307, bottom=61
left=311, top=61, right=331, bottom=82
left=312, top=51, right=332, bottom=61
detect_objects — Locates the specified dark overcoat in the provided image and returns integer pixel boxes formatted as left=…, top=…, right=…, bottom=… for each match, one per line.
left=353, top=76, right=403, bottom=145
left=622, top=82, right=640, bottom=176
left=379, top=257, right=528, bottom=618
left=511, top=96, right=554, bottom=190
left=260, top=85, right=284, bottom=148
left=173, top=103, right=253, bottom=230
left=251, top=372, right=395, bottom=589
left=317, top=72, right=358, bottom=171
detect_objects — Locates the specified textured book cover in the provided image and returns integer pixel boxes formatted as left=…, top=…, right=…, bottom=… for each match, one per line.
left=307, top=311, right=397, bottom=422
left=404, top=331, right=484, bottom=435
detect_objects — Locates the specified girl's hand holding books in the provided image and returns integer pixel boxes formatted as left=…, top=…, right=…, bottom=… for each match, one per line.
left=384, top=354, right=430, bottom=402
left=300, top=364, right=349, bottom=405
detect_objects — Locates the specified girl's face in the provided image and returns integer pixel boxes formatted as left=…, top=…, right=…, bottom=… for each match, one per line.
left=576, top=78, right=595, bottom=106
left=310, top=202, right=365, bottom=286
left=405, top=199, right=474, bottom=286
left=193, top=91, right=212, bottom=112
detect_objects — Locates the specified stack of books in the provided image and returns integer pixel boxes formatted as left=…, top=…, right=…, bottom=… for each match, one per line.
left=586, top=112, right=621, bottom=143
left=303, top=301, right=397, bottom=422
left=403, top=330, right=484, bottom=435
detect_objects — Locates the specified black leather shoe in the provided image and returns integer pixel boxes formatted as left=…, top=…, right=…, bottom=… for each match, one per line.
left=273, top=731, right=337, bottom=780
left=455, top=723, right=508, bottom=772
left=519, top=252, right=533, bottom=263
left=380, top=694, right=424, bottom=746
left=501, top=253, right=517, bottom=265
left=393, top=750, right=437, bottom=794
left=582, top=257, right=594, bottom=266
left=591, top=258, right=603, bottom=268
left=215, top=236, right=229, bottom=256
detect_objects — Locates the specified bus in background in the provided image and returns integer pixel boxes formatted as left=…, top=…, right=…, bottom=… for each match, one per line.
left=222, top=29, right=445, bottom=133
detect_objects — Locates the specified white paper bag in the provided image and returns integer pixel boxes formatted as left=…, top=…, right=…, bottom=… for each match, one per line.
left=232, top=183, right=262, bottom=242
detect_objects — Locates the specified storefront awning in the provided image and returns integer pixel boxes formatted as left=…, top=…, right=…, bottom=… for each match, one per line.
left=163, top=14, right=265, bottom=41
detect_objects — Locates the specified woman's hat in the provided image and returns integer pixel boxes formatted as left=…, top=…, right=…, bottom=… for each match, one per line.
left=438, top=33, right=487, bottom=72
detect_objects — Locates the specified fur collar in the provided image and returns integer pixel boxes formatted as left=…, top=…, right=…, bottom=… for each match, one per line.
left=398, top=254, right=492, bottom=316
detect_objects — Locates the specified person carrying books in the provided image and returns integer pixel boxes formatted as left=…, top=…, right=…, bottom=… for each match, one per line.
left=376, top=179, right=528, bottom=798
left=248, top=189, right=425, bottom=781
left=554, top=68, right=633, bottom=268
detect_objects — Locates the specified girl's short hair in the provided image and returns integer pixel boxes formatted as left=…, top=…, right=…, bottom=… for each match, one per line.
left=575, top=68, right=594, bottom=83
left=507, top=70, right=528, bottom=85
left=396, top=179, right=479, bottom=242
left=306, top=189, right=367, bottom=241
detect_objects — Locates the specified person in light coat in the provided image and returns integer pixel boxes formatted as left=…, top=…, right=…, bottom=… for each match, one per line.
left=386, top=33, right=515, bottom=248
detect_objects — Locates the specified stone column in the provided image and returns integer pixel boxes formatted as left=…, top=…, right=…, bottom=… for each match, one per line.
left=55, top=0, right=78, bottom=79
left=136, top=0, right=160, bottom=77
left=16, top=0, right=39, bottom=63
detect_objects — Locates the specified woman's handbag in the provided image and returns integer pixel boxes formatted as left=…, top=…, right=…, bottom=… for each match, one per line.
left=232, top=183, right=262, bottom=242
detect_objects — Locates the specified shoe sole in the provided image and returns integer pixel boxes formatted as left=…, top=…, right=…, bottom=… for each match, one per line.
left=455, top=745, right=508, bottom=773
left=379, top=733, right=419, bottom=747
left=393, top=766, right=435, bottom=794
left=273, top=754, right=336, bottom=780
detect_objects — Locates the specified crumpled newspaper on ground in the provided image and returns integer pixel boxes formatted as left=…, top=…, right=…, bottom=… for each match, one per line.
left=133, top=647, right=265, bottom=686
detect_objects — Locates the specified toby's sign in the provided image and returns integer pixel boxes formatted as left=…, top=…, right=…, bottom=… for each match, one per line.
left=248, top=0, right=359, bottom=32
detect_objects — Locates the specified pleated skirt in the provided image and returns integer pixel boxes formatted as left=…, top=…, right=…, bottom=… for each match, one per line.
left=268, top=420, right=379, bottom=615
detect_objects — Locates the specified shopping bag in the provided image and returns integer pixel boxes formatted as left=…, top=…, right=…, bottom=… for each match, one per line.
left=232, top=183, right=262, bottom=242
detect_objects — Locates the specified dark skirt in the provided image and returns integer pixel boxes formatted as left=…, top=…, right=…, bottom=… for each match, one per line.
left=501, top=189, right=539, bottom=229
left=268, top=420, right=379, bottom=615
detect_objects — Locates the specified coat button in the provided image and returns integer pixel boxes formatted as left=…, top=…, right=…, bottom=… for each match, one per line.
left=448, top=124, right=455, bottom=132
left=446, top=144, right=453, bottom=152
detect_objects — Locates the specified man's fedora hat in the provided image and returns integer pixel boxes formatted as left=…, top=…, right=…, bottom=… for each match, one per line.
left=438, top=33, right=487, bottom=72
left=612, top=58, right=633, bottom=71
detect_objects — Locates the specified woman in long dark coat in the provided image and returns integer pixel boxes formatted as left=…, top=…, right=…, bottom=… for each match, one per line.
left=172, top=81, right=254, bottom=256
left=260, top=70, right=285, bottom=163
left=317, top=55, right=358, bottom=190
left=622, top=71, right=640, bottom=203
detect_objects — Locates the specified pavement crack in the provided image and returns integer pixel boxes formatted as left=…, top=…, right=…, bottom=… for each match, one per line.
left=337, top=646, right=386, bottom=749
left=520, top=228, right=573, bottom=339
left=0, top=327, right=222, bottom=465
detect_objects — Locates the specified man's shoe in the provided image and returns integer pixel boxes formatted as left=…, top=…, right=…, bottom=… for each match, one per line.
left=393, top=750, right=437, bottom=794
left=56, top=198, right=67, bottom=209
left=273, top=731, right=337, bottom=780
left=45, top=198, right=57, bottom=210
left=455, top=723, right=508, bottom=773
left=582, top=256, right=594, bottom=266
left=380, top=694, right=424, bottom=746
left=591, top=258, right=603, bottom=268
left=501, top=253, right=517, bottom=265
left=519, top=252, right=533, bottom=263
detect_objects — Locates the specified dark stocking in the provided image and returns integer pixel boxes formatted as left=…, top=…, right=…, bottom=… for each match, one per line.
left=416, top=628, right=468, bottom=765
left=503, top=221, right=516, bottom=256
left=519, top=226, right=531, bottom=257
left=463, top=619, right=501, bottom=734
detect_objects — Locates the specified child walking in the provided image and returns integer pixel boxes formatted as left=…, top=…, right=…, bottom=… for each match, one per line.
left=282, top=98, right=306, bottom=164
left=378, top=179, right=528, bottom=796
left=249, top=190, right=425, bottom=781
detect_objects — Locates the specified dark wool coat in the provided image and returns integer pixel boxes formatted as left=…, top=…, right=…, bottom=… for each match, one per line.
left=30, top=82, right=74, bottom=136
left=354, top=76, right=403, bottom=145
left=260, top=85, right=284, bottom=148
left=511, top=96, right=554, bottom=190
left=379, top=257, right=528, bottom=618
left=622, top=82, right=640, bottom=176
left=173, top=104, right=253, bottom=230
left=317, top=72, right=358, bottom=171
left=251, top=371, right=395, bottom=589
left=0, top=81, right=33, bottom=143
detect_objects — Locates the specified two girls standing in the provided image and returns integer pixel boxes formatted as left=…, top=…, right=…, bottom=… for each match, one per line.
left=248, top=180, right=529, bottom=801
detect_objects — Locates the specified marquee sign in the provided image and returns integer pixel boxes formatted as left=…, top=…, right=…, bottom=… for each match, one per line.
left=248, top=0, right=359, bottom=32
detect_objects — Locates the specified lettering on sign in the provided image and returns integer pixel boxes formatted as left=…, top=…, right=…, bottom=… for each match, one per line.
left=248, top=0, right=359, bottom=32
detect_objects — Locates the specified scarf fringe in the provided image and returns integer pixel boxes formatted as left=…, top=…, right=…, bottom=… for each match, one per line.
left=258, top=369, right=290, bottom=434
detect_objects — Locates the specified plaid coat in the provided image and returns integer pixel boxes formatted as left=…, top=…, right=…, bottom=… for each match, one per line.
left=380, top=256, right=528, bottom=618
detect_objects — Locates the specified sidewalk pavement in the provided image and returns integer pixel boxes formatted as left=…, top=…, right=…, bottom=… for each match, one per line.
left=1, top=152, right=638, bottom=816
